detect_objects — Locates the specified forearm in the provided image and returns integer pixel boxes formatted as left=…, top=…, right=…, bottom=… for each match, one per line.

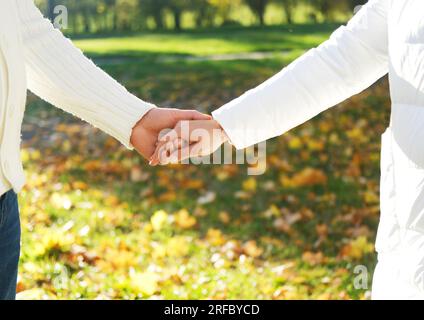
left=17, top=0, right=155, bottom=149
left=213, top=0, right=389, bottom=149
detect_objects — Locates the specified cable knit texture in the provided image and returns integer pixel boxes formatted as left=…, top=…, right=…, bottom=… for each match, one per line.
left=0, top=0, right=155, bottom=195
left=17, top=0, right=156, bottom=149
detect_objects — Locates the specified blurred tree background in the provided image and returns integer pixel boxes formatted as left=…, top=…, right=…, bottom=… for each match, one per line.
left=37, top=0, right=366, bottom=33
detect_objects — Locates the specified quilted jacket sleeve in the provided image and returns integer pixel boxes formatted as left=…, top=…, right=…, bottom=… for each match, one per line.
left=212, top=0, right=390, bottom=149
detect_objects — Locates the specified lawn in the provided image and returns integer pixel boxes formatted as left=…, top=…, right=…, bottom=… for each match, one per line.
left=72, top=24, right=337, bottom=58
left=18, top=24, right=390, bottom=300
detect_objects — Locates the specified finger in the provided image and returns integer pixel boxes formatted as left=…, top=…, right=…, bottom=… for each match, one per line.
left=189, top=111, right=212, bottom=121
left=150, top=137, right=175, bottom=166
left=149, top=144, right=165, bottom=166
left=168, top=141, right=203, bottom=164
left=174, top=110, right=212, bottom=122
left=159, top=124, right=183, bottom=143
left=159, top=140, right=180, bottom=165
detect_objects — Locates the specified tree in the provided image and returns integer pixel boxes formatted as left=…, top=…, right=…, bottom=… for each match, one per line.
left=244, top=0, right=269, bottom=26
left=271, top=0, right=296, bottom=24
left=346, top=0, right=367, bottom=11
left=307, top=0, right=346, bottom=22
left=207, top=0, right=241, bottom=25
left=46, top=0, right=56, bottom=22
left=191, top=0, right=216, bottom=27
left=139, top=0, right=167, bottom=29
left=103, top=0, right=119, bottom=31
left=279, top=0, right=296, bottom=24
left=166, top=0, right=191, bottom=31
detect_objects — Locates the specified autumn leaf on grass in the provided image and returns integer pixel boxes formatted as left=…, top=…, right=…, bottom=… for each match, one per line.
left=175, top=209, right=197, bottom=230
left=221, top=240, right=243, bottom=261
left=181, top=179, right=204, bottom=189
left=242, top=177, right=257, bottom=193
left=218, top=211, right=231, bottom=224
left=130, top=166, right=149, bottom=182
left=288, top=136, right=303, bottom=150
left=363, top=189, right=379, bottom=204
left=339, top=236, right=374, bottom=260
left=194, top=207, right=208, bottom=217
left=261, top=205, right=281, bottom=219
left=167, top=237, right=190, bottom=257
left=347, top=127, right=369, bottom=144
left=306, top=138, right=325, bottom=152
left=281, top=168, right=328, bottom=188
left=273, top=210, right=302, bottom=234
left=72, top=181, right=88, bottom=191
left=158, top=191, right=177, bottom=202
left=242, top=240, right=263, bottom=258
left=197, top=191, right=216, bottom=205
left=50, top=193, right=72, bottom=210
left=273, top=286, right=300, bottom=300
left=302, top=251, right=325, bottom=266
left=206, top=229, right=226, bottom=246
left=104, top=195, right=120, bottom=207
left=130, top=272, right=159, bottom=297
left=16, top=289, right=51, bottom=300
left=316, top=224, right=329, bottom=240
left=150, top=210, right=169, bottom=232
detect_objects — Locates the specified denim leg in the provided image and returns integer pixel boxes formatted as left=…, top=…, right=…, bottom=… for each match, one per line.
left=0, top=190, right=21, bottom=300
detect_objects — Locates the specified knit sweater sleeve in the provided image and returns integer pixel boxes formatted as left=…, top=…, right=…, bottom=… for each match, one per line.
left=16, top=0, right=156, bottom=149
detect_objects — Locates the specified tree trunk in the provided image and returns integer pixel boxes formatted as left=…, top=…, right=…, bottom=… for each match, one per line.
left=283, top=3, right=293, bottom=24
left=259, top=7, right=265, bottom=26
left=83, top=11, right=91, bottom=33
left=153, top=13, right=164, bottom=30
left=173, top=10, right=182, bottom=31
left=47, top=0, right=56, bottom=22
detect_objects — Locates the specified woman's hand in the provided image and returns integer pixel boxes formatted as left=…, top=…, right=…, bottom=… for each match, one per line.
left=149, top=119, right=229, bottom=166
left=130, top=108, right=212, bottom=161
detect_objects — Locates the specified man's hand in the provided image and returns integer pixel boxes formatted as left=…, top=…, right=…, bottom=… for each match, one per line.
left=149, top=119, right=229, bottom=166
left=130, top=108, right=212, bottom=161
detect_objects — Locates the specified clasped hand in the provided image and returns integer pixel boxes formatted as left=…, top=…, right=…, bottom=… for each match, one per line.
left=130, top=108, right=228, bottom=166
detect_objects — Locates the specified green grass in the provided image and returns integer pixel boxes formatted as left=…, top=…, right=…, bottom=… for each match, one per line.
left=18, top=23, right=390, bottom=300
left=73, top=24, right=338, bottom=58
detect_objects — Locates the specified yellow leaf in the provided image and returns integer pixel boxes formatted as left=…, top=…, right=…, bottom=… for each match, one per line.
left=175, top=209, right=197, bottom=229
left=50, top=193, right=72, bottom=210
left=218, top=211, right=231, bottom=224
left=363, top=190, right=379, bottom=204
left=306, top=139, right=325, bottom=151
left=72, top=181, right=88, bottom=190
left=242, top=178, right=257, bottom=192
left=243, top=240, right=263, bottom=258
left=282, top=168, right=327, bottom=188
left=302, top=251, right=324, bottom=266
left=104, top=195, right=119, bottom=207
left=340, top=236, right=374, bottom=260
left=167, top=237, right=190, bottom=257
left=206, top=229, right=225, bottom=246
left=159, top=191, right=177, bottom=202
left=288, top=136, right=303, bottom=150
left=130, top=272, right=159, bottom=297
left=150, top=210, right=169, bottom=232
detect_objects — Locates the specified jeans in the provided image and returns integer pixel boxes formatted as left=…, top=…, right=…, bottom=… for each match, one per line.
left=0, top=190, right=20, bottom=300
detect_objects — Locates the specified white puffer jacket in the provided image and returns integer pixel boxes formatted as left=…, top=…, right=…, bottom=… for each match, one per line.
left=0, top=0, right=155, bottom=195
left=213, top=0, right=424, bottom=299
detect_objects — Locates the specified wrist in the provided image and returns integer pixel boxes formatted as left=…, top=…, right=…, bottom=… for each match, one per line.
left=213, top=119, right=230, bottom=144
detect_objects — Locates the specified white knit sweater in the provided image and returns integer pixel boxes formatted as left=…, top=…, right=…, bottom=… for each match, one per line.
left=0, top=0, right=155, bottom=196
